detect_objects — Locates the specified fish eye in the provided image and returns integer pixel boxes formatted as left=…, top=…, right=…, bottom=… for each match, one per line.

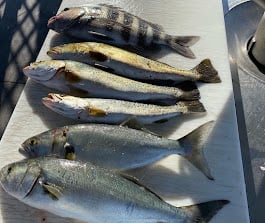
left=63, top=8, right=70, bottom=11
left=7, top=167, right=12, bottom=174
left=29, top=138, right=38, bottom=146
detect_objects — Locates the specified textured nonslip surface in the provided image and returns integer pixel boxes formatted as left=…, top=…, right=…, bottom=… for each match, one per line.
left=0, top=0, right=249, bottom=222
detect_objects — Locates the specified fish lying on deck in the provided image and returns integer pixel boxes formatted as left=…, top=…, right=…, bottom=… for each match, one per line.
left=47, top=4, right=200, bottom=58
left=20, top=121, right=214, bottom=180
left=23, top=60, right=200, bottom=103
left=0, top=157, right=228, bottom=223
left=48, top=42, right=221, bottom=83
left=42, top=93, right=205, bottom=125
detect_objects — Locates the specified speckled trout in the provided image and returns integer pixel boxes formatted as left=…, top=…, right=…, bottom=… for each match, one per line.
left=19, top=122, right=214, bottom=180
left=48, top=42, right=220, bottom=83
left=42, top=93, right=205, bottom=124
left=0, top=157, right=228, bottom=223
left=47, top=4, right=200, bottom=58
left=23, top=60, right=200, bottom=102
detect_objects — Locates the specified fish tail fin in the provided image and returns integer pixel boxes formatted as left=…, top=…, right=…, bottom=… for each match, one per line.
left=176, top=81, right=200, bottom=100
left=192, top=59, right=221, bottom=83
left=181, top=200, right=229, bottom=223
left=167, top=35, right=200, bottom=59
left=178, top=121, right=215, bottom=180
left=176, top=100, right=206, bottom=113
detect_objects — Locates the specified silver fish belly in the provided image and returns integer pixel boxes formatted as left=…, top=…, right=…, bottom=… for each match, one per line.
left=0, top=157, right=228, bottom=223
left=47, top=4, right=200, bottom=58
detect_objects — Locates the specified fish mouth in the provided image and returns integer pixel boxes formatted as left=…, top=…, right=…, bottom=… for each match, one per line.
left=23, top=64, right=58, bottom=81
left=18, top=145, right=35, bottom=158
left=42, top=94, right=64, bottom=107
left=47, top=9, right=85, bottom=32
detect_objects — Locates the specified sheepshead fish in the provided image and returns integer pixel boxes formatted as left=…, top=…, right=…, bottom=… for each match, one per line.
left=20, top=122, right=214, bottom=180
left=48, top=42, right=221, bottom=83
left=47, top=4, right=200, bottom=58
left=0, top=157, right=229, bottom=223
left=42, top=93, right=205, bottom=125
left=23, top=60, right=200, bottom=103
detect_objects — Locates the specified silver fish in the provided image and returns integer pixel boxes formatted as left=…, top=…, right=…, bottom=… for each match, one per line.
left=0, top=157, right=228, bottom=223
left=47, top=4, right=200, bottom=58
left=23, top=60, right=200, bottom=103
left=20, top=121, right=214, bottom=180
left=48, top=42, right=221, bottom=83
left=42, top=93, right=205, bottom=125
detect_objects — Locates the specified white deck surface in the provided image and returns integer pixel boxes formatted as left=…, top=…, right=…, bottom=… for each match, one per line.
left=0, top=1, right=249, bottom=222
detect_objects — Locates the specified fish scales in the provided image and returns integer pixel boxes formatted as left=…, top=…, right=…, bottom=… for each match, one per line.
left=47, top=4, right=200, bottom=58
left=0, top=157, right=228, bottom=223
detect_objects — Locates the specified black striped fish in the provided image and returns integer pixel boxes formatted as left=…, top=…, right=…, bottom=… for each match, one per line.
left=47, top=4, right=200, bottom=58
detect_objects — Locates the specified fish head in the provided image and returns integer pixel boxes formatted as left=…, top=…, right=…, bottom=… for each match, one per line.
left=19, top=129, right=67, bottom=158
left=0, top=160, right=41, bottom=200
left=47, top=7, right=88, bottom=32
left=42, top=94, right=85, bottom=119
left=23, top=60, right=66, bottom=82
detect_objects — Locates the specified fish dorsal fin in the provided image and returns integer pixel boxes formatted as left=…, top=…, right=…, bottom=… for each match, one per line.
left=99, top=3, right=164, bottom=31
left=39, top=180, right=63, bottom=200
left=120, top=116, right=161, bottom=137
left=119, top=172, right=164, bottom=201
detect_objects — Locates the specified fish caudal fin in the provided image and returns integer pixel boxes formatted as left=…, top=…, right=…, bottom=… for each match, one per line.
left=167, top=35, right=200, bottom=59
left=182, top=200, right=229, bottom=223
left=192, top=59, right=221, bottom=83
left=178, top=121, right=214, bottom=180
left=176, top=100, right=206, bottom=113
left=176, top=81, right=200, bottom=101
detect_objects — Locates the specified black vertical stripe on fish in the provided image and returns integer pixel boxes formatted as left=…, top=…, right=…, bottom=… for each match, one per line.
left=107, top=7, right=119, bottom=21
left=105, top=21, right=115, bottom=32
left=123, top=13, right=133, bottom=26
left=138, top=21, right=148, bottom=46
left=121, top=26, right=131, bottom=42
left=165, top=35, right=172, bottom=45
left=152, top=28, right=161, bottom=42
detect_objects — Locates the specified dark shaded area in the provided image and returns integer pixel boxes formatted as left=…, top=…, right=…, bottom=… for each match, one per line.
left=0, top=0, right=62, bottom=139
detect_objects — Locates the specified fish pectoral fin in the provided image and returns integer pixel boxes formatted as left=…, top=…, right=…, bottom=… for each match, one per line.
left=40, top=181, right=63, bottom=200
left=119, top=171, right=164, bottom=201
left=88, top=31, right=113, bottom=41
left=86, top=106, right=107, bottom=117
left=120, top=117, right=161, bottom=137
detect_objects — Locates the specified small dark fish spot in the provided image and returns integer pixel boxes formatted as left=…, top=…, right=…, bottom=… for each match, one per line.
left=89, top=51, right=108, bottom=62
left=7, top=167, right=12, bottom=174
left=64, top=71, right=81, bottom=83
left=63, top=8, right=69, bottom=11
left=42, top=217, right=46, bottom=222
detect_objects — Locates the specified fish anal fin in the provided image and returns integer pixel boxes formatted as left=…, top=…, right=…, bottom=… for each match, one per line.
left=119, top=172, right=164, bottom=201
left=39, top=181, right=63, bottom=200
left=86, top=106, right=107, bottom=117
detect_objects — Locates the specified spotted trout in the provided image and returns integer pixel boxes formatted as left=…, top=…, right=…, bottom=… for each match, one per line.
left=42, top=93, right=205, bottom=124
left=23, top=60, right=200, bottom=103
left=48, top=42, right=221, bottom=83
left=20, top=122, right=214, bottom=180
left=0, top=157, right=228, bottom=223
left=47, top=4, right=200, bottom=58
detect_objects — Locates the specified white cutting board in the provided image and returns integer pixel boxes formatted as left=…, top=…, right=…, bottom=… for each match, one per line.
left=0, top=0, right=249, bottom=222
